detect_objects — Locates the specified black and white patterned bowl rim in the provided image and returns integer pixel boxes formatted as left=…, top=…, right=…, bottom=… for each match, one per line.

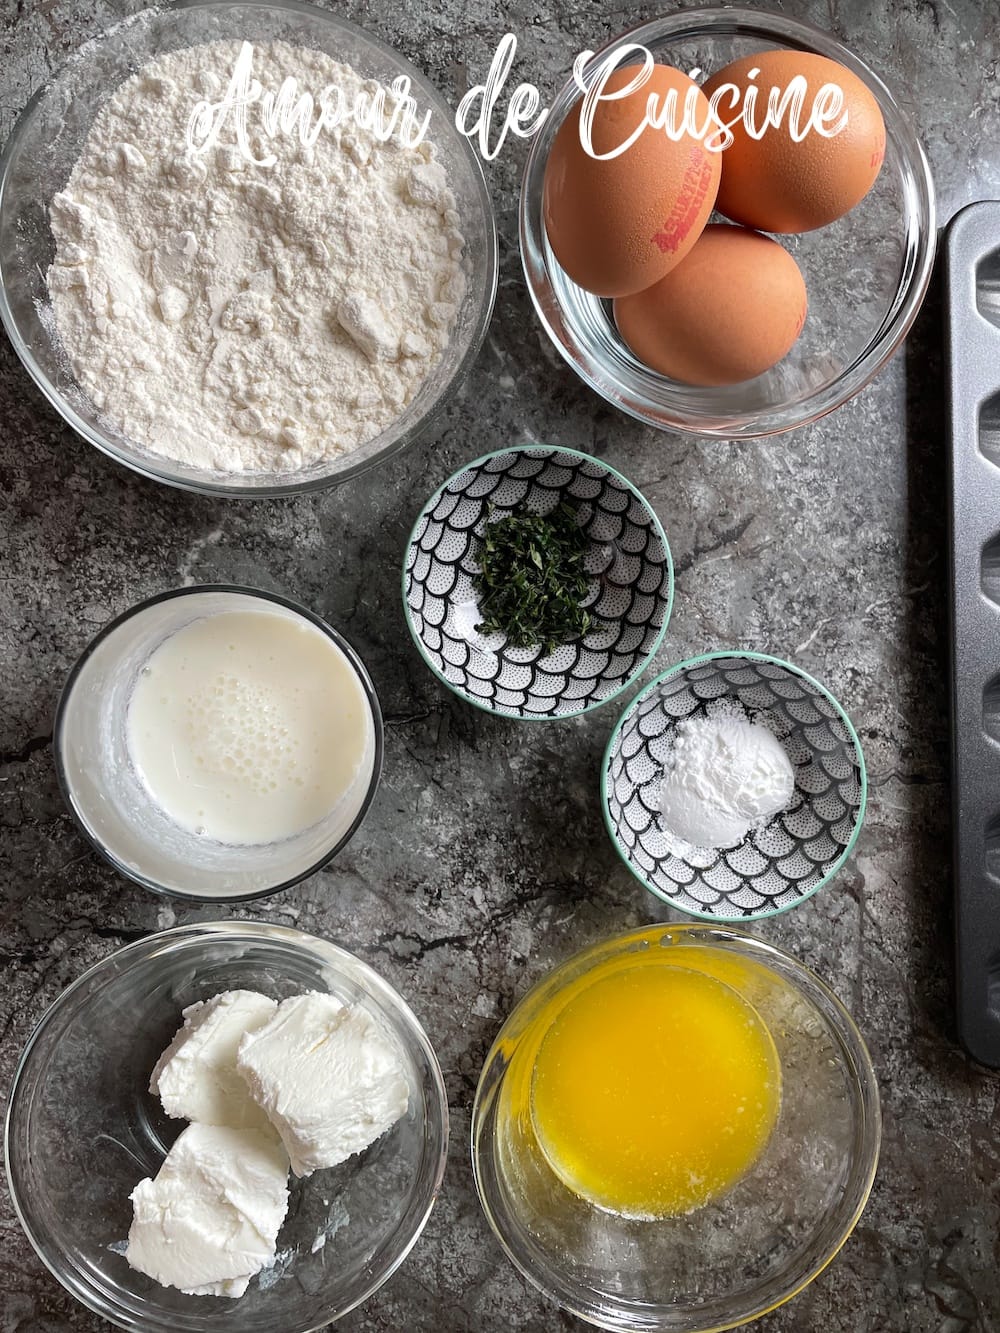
left=403, top=447, right=673, bottom=720
left=602, top=652, right=868, bottom=920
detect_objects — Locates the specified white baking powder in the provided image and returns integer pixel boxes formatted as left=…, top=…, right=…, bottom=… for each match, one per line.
left=659, top=714, right=795, bottom=850
left=47, top=40, right=465, bottom=473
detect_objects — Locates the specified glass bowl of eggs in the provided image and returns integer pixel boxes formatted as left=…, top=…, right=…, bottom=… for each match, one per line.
left=519, top=7, right=935, bottom=438
left=472, top=923, right=881, bottom=1331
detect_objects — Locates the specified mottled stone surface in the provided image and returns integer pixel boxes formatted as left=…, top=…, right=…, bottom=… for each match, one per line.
left=2, top=0, right=999, bottom=1329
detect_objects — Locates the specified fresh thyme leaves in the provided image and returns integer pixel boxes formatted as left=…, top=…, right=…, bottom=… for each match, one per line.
left=473, top=502, right=592, bottom=654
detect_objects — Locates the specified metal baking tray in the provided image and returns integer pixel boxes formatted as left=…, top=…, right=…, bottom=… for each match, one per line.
left=946, top=200, right=1000, bottom=1067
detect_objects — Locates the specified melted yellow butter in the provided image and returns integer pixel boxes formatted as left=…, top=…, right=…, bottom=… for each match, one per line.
left=527, top=955, right=781, bottom=1218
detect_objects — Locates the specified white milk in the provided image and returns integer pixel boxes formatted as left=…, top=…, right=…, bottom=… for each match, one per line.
left=126, top=610, right=372, bottom=846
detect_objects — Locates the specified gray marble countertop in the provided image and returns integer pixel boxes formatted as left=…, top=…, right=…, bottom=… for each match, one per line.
left=3, top=0, right=999, bottom=1329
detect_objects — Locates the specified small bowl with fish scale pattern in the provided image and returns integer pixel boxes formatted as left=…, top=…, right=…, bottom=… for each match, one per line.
left=402, top=445, right=673, bottom=721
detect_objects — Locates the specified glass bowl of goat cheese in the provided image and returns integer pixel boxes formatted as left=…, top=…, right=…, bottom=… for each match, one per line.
left=0, top=1, right=497, bottom=495
left=4, top=921, right=449, bottom=1331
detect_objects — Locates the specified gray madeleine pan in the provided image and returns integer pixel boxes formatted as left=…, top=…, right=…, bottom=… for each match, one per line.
left=947, top=201, right=1000, bottom=1067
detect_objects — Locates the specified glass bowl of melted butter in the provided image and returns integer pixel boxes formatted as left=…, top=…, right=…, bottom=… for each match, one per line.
left=472, top=924, right=880, bottom=1331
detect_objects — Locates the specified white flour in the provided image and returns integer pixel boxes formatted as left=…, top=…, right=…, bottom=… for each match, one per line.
left=47, top=40, right=466, bottom=474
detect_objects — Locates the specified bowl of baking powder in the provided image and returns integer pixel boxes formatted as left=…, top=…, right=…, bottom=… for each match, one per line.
left=601, top=650, right=867, bottom=920
left=0, top=1, right=497, bottom=494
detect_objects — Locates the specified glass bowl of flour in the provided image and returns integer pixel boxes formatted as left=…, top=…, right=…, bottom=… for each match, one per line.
left=0, top=1, right=497, bottom=494
left=5, top=921, right=449, bottom=1331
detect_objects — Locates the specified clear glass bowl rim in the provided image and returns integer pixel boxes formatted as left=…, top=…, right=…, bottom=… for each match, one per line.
left=599, top=649, right=869, bottom=922
left=400, top=443, right=676, bottom=722
left=0, top=0, right=499, bottom=497
left=518, top=5, right=937, bottom=439
left=53, top=583, right=386, bottom=902
left=471, top=921, right=882, bottom=1332
left=4, top=919, right=450, bottom=1332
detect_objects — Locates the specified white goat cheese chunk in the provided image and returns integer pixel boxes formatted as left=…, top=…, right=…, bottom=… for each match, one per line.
left=126, top=1123, right=289, bottom=1297
left=236, top=991, right=409, bottom=1177
left=149, top=989, right=277, bottom=1133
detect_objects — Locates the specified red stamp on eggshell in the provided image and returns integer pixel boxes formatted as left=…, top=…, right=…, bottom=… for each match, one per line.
left=650, top=147, right=713, bottom=255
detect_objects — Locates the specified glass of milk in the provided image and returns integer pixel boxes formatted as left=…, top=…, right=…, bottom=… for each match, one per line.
left=55, top=586, right=383, bottom=899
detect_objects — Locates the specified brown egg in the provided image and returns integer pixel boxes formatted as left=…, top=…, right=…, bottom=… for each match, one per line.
left=613, top=225, right=807, bottom=386
left=543, top=64, right=721, bottom=298
left=702, top=51, right=886, bottom=232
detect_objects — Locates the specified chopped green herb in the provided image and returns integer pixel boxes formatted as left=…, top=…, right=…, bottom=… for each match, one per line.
left=473, top=502, right=592, bottom=654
